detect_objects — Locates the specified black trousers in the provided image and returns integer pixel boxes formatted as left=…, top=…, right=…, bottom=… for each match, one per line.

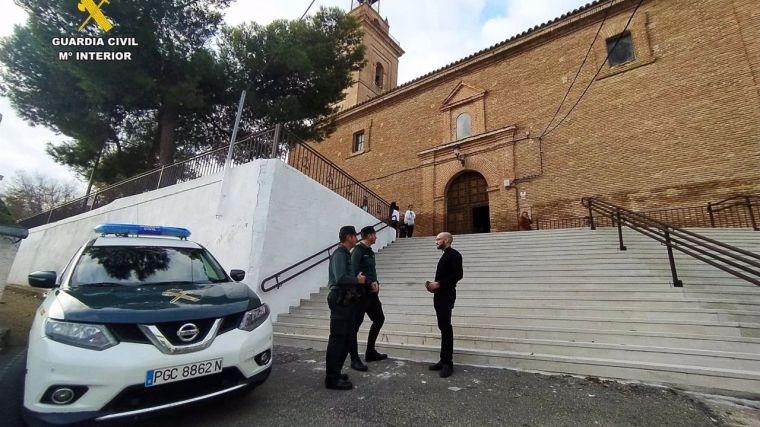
left=404, top=224, right=414, bottom=238
left=350, top=293, right=385, bottom=358
left=325, top=290, right=355, bottom=380
left=433, top=288, right=456, bottom=365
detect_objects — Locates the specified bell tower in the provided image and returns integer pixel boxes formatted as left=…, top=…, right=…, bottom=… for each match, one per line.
left=337, top=0, right=404, bottom=111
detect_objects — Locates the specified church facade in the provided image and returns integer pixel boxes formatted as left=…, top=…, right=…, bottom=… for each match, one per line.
left=308, top=0, right=759, bottom=236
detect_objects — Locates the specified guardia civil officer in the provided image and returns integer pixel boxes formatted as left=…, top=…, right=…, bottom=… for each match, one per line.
left=425, top=232, right=463, bottom=378
left=349, top=225, right=388, bottom=370
left=325, top=226, right=366, bottom=390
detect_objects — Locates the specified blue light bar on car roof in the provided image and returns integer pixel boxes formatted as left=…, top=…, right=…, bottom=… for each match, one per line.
left=94, top=224, right=191, bottom=238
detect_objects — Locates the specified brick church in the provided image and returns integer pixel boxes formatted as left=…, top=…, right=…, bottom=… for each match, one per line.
left=307, top=0, right=759, bottom=237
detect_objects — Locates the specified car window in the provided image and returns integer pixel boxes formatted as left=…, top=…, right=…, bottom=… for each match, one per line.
left=69, top=246, right=228, bottom=287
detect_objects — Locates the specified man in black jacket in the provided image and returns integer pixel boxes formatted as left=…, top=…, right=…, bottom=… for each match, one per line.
left=325, top=226, right=366, bottom=390
left=349, top=225, right=388, bottom=370
left=425, top=232, right=463, bottom=378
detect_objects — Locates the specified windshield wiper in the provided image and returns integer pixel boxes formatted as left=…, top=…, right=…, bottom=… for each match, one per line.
left=148, top=281, right=202, bottom=286
left=77, top=282, right=132, bottom=288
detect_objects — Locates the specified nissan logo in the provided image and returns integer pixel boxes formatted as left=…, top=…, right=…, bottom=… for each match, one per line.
left=177, top=323, right=200, bottom=342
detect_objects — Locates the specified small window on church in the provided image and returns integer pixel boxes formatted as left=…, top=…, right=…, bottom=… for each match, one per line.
left=352, top=130, right=365, bottom=153
left=374, top=63, right=384, bottom=89
left=456, top=113, right=471, bottom=140
left=606, top=32, right=635, bottom=67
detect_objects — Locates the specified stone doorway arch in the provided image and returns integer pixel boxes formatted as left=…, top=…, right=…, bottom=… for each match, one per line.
left=446, top=171, right=490, bottom=234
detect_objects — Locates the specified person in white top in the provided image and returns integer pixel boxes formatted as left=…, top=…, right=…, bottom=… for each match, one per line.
left=389, top=202, right=400, bottom=237
left=403, top=204, right=416, bottom=238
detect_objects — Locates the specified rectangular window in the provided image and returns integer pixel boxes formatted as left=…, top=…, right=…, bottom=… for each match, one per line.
left=352, top=131, right=365, bottom=153
left=606, top=32, right=635, bottom=67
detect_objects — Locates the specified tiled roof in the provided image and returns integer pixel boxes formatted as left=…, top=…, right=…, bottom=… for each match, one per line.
left=339, top=0, right=610, bottom=116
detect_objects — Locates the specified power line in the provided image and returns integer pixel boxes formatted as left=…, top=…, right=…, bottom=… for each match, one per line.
left=542, top=0, right=644, bottom=139
left=539, top=9, right=609, bottom=138
left=300, top=0, right=317, bottom=20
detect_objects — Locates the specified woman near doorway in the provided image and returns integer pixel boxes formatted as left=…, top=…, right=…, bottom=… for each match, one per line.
left=518, top=211, right=533, bottom=231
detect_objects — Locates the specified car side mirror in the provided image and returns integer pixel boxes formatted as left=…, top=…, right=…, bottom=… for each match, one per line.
left=29, top=271, right=57, bottom=288
left=229, top=269, right=246, bottom=282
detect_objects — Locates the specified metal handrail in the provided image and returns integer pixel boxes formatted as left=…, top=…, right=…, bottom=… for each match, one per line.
left=582, top=197, right=760, bottom=287
left=538, top=195, right=760, bottom=232
left=18, top=128, right=278, bottom=228
left=708, top=194, right=759, bottom=230
left=260, top=221, right=390, bottom=293
left=281, top=130, right=391, bottom=222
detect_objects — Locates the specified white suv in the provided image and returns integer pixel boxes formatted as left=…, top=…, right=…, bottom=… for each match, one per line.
left=23, top=224, right=272, bottom=426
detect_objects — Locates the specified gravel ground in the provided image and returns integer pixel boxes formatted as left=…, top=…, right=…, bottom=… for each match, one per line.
left=0, top=286, right=758, bottom=427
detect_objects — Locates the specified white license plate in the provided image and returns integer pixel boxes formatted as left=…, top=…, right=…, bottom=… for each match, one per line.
left=145, top=358, right=223, bottom=387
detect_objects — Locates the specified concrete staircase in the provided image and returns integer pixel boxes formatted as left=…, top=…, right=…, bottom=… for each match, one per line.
left=273, top=228, right=760, bottom=398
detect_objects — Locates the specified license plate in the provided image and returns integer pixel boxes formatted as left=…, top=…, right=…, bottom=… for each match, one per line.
left=145, top=358, right=223, bottom=387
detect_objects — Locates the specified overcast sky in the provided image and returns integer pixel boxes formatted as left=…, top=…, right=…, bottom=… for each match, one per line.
left=0, top=0, right=589, bottom=191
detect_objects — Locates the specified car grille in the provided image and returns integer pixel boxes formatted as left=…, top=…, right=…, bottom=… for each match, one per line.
left=107, top=312, right=244, bottom=346
left=109, top=324, right=150, bottom=344
left=101, top=368, right=247, bottom=414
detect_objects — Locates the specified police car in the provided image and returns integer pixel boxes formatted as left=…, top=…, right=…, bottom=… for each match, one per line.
left=23, top=224, right=273, bottom=426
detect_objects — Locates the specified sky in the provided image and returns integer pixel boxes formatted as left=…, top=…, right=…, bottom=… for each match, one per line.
left=0, top=0, right=590, bottom=191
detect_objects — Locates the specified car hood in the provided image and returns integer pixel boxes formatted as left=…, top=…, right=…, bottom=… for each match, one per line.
left=49, top=282, right=262, bottom=323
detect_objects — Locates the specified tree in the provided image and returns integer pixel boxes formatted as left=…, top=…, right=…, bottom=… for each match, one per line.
left=219, top=7, right=366, bottom=142
left=0, top=197, right=14, bottom=224
left=1, top=3, right=365, bottom=185
left=0, top=171, right=79, bottom=220
left=1, top=0, right=234, bottom=182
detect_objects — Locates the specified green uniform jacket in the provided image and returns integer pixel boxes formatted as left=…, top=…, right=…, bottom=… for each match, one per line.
left=328, top=245, right=359, bottom=290
left=351, top=241, right=378, bottom=291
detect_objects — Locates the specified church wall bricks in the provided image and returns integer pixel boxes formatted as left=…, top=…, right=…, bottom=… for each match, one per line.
left=311, top=0, right=760, bottom=236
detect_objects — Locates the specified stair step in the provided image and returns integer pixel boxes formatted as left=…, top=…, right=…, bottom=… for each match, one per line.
left=292, top=302, right=760, bottom=323
left=274, top=332, right=760, bottom=398
left=274, top=323, right=760, bottom=371
left=271, top=227, right=760, bottom=398
left=273, top=318, right=760, bottom=353
left=279, top=311, right=760, bottom=336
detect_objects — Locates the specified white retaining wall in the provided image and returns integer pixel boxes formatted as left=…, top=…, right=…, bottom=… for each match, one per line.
left=0, top=236, right=21, bottom=300
left=7, top=159, right=395, bottom=320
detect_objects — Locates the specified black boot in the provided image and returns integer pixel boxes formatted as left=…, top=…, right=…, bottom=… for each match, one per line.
left=440, top=364, right=454, bottom=378
left=350, top=358, right=368, bottom=371
left=325, top=377, right=353, bottom=390
left=365, top=349, right=388, bottom=362
left=429, top=361, right=444, bottom=371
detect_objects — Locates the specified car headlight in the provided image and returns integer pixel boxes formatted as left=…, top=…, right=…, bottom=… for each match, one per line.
left=238, top=304, right=269, bottom=331
left=44, top=319, right=117, bottom=351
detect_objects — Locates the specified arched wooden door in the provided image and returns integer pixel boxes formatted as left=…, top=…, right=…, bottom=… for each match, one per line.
left=446, top=172, right=490, bottom=234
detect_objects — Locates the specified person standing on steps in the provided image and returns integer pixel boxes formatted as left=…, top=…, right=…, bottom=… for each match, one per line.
left=425, top=232, right=463, bottom=378
left=389, top=202, right=400, bottom=237
left=349, top=225, right=388, bottom=370
left=325, top=226, right=366, bottom=390
left=518, top=211, right=533, bottom=231
left=403, top=204, right=416, bottom=238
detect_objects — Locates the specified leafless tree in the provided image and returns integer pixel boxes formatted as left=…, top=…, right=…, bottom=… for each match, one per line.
left=0, top=171, right=79, bottom=220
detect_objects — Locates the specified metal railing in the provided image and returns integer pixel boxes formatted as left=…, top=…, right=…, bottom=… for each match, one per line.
left=18, top=128, right=278, bottom=228
left=281, top=130, right=391, bottom=223
left=582, top=197, right=760, bottom=287
left=536, top=215, right=612, bottom=230
left=18, top=127, right=391, bottom=229
left=708, top=195, right=759, bottom=230
left=260, top=221, right=390, bottom=293
left=537, top=195, right=760, bottom=232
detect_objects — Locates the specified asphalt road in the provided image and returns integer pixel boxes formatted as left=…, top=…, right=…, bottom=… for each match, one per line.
left=0, top=344, right=723, bottom=427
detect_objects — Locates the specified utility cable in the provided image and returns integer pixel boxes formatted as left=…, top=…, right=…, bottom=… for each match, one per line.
left=542, top=0, right=644, bottom=139
left=539, top=9, right=609, bottom=138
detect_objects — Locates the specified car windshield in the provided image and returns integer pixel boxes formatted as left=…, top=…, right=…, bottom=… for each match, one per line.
left=69, top=246, right=228, bottom=287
